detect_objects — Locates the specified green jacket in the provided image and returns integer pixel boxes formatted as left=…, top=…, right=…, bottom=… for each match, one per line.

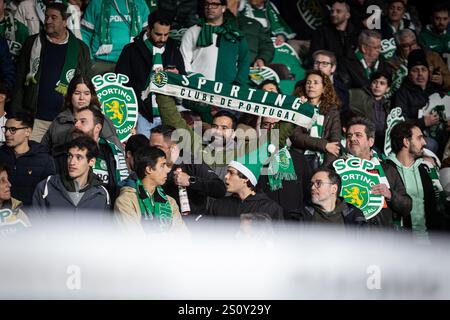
left=235, top=13, right=274, bottom=65
left=10, top=32, right=92, bottom=116
left=156, top=94, right=294, bottom=173
left=419, top=25, right=450, bottom=55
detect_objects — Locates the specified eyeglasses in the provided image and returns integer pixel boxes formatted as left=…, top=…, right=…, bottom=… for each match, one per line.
left=204, top=2, right=222, bottom=8
left=399, top=40, right=417, bottom=50
left=1, top=126, right=28, bottom=134
left=261, top=122, right=278, bottom=129
left=313, top=60, right=333, bottom=67
left=309, top=180, right=334, bottom=189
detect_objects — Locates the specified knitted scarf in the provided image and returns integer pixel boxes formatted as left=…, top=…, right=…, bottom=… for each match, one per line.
left=135, top=179, right=173, bottom=233
left=355, top=48, right=380, bottom=79
left=267, top=146, right=297, bottom=191
left=304, top=104, right=325, bottom=165
left=97, top=0, right=140, bottom=55
left=97, top=137, right=129, bottom=184
left=196, top=19, right=243, bottom=47
left=422, top=160, right=447, bottom=210
left=25, top=31, right=79, bottom=95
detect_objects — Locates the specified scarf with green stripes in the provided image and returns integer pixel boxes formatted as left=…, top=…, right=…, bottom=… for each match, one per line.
left=142, top=34, right=165, bottom=117
left=343, top=150, right=389, bottom=188
left=423, top=160, right=447, bottom=210
left=355, top=48, right=380, bottom=79
left=196, top=19, right=243, bottom=47
left=267, top=146, right=297, bottom=191
left=97, top=0, right=140, bottom=55
left=304, top=104, right=325, bottom=165
left=96, top=137, right=129, bottom=184
left=25, top=31, right=79, bottom=95
left=135, top=179, right=173, bottom=233
left=0, top=10, right=15, bottom=43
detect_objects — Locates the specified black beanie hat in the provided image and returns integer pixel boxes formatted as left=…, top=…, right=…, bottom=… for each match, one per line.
left=407, top=49, right=429, bottom=71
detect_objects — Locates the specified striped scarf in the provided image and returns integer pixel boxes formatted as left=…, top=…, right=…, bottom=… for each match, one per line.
left=135, top=179, right=173, bottom=233
left=355, top=48, right=380, bottom=79
left=304, top=104, right=325, bottom=165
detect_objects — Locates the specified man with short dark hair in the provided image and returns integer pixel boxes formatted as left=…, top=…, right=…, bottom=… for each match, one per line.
left=32, top=135, right=110, bottom=216
left=72, top=105, right=129, bottom=201
left=149, top=124, right=226, bottom=221
left=342, top=116, right=412, bottom=227
left=0, top=113, right=55, bottom=206
left=419, top=3, right=450, bottom=56
left=309, top=0, right=359, bottom=79
left=11, top=2, right=91, bottom=142
left=291, top=167, right=366, bottom=226
left=349, top=71, right=392, bottom=151
left=116, top=10, right=186, bottom=137
left=388, top=121, right=445, bottom=241
left=114, top=145, right=186, bottom=233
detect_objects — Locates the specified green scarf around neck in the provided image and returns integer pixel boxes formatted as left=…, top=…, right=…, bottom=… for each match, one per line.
left=135, top=179, right=173, bottom=232
left=25, top=31, right=79, bottom=95
left=196, top=19, right=243, bottom=47
left=355, top=48, right=380, bottom=79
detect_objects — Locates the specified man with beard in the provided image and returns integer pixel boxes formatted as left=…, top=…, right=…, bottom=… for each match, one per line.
left=149, top=124, right=226, bottom=223
left=342, top=116, right=412, bottom=228
left=71, top=105, right=128, bottom=203
left=290, top=167, right=366, bottom=226
left=388, top=121, right=445, bottom=242
left=419, top=3, right=450, bottom=56
left=115, top=10, right=186, bottom=137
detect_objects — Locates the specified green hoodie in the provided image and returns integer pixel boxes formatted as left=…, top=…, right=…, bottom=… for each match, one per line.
left=388, top=155, right=428, bottom=241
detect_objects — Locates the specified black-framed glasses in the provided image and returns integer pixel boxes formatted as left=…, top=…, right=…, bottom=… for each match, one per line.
left=1, top=126, right=28, bottom=134
left=309, top=180, right=334, bottom=189
left=204, top=2, right=222, bottom=8
left=313, top=60, right=333, bottom=67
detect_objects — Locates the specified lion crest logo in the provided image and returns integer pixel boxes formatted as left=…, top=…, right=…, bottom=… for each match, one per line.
left=93, top=73, right=138, bottom=142
left=151, top=72, right=168, bottom=88
left=333, top=158, right=384, bottom=220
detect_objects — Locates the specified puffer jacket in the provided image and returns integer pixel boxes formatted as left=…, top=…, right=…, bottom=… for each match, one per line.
left=0, top=141, right=56, bottom=206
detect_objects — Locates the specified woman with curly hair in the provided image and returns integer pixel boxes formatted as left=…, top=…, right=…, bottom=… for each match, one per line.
left=290, top=70, right=342, bottom=168
left=41, top=75, right=122, bottom=173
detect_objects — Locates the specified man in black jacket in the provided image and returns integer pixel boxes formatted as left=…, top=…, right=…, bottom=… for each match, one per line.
left=149, top=124, right=226, bottom=223
left=309, top=0, right=359, bottom=79
left=0, top=113, right=55, bottom=206
left=207, top=143, right=284, bottom=222
left=115, top=10, right=186, bottom=138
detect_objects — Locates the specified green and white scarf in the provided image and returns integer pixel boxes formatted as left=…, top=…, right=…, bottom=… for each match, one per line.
left=0, top=11, right=16, bottom=43
left=35, top=0, right=47, bottom=25
left=423, top=160, right=447, bottom=208
left=242, top=0, right=295, bottom=40
left=142, top=34, right=165, bottom=117
left=386, top=62, right=408, bottom=99
left=267, top=146, right=297, bottom=191
left=355, top=48, right=380, bottom=79
left=98, top=137, right=129, bottom=184
left=97, top=0, right=140, bottom=55
left=135, top=179, right=173, bottom=233
left=25, top=31, right=79, bottom=95
left=304, top=104, right=325, bottom=164
left=344, top=150, right=390, bottom=188
left=196, top=19, right=243, bottom=47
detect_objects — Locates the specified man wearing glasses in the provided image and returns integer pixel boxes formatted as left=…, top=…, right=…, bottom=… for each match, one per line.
left=0, top=113, right=55, bottom=206
left=290, top=167, right=365, bottom=226
left=180, top=0, right=250, bottom=86
left=312, top=50, right=349, bottom=111
left=347, top=30, right=391, bottom=89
